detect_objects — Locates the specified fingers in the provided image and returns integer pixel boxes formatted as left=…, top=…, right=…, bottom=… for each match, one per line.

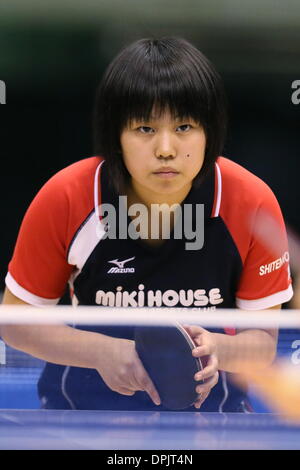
left=194, top=354, right=219, bottom=381
left=118, top=388, right=136, bottom=396
left=195, top=371, right=219, bottom=395
left=193, top=371, right=219, bottom=409
left=192, top=335, right=216, bottom=356
left=193, top=352, right=219, bottom=410
left=133, top=358, right=161, bottom=406
left=183, top=324, right=205, bottom=340
left=183, top=324, right=216, bottom=356
left=183, top=325, right=220, bottom=411
left=115, top=369, right=161, bottom=405
left=142, top=378, right=161, bottom=406
left=192, top=344, right=212, bottom=358
left=194, top=391, right=210, bottom=409
left=182, top=325, right=206, bottom=352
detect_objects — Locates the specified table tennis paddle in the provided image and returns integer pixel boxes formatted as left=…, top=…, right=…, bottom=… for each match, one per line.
left=135, top=322, right=207, bottom=410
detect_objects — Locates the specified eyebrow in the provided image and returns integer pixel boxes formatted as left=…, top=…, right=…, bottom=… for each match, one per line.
left=139, top=115, right=189, bottom=122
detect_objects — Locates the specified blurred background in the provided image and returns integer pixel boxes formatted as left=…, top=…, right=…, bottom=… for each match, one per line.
left=0, top=0, right=299, bottom=294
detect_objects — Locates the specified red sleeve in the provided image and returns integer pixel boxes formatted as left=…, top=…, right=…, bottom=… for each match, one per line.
left=219, top=157, right=293, bottom=310
left=6, top=157, right=99, bottom=306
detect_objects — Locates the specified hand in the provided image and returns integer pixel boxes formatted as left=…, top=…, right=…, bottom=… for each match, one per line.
left=183, top=325, right=219, bottom=409
left=96, top=335, right=161, bottom=406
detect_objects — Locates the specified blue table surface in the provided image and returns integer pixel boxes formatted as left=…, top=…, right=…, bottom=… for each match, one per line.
left=0, top=409, right=300, bottom=450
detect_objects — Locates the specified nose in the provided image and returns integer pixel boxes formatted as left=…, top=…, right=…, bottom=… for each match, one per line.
left=154, top=131, right=177, bottom=159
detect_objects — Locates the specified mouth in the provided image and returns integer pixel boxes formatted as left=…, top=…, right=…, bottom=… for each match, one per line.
left=153, top=167, right=179, bottom=175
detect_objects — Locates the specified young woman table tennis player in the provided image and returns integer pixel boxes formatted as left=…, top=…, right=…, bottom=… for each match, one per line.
left=1, top=37, right=293, bottom=412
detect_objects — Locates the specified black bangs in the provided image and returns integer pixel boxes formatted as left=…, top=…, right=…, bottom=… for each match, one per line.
left=93, top=37, right=227, bottom=193
left=112, top=38, right=212, bottom=130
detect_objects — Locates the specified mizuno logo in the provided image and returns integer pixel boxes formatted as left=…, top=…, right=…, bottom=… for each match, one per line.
left=107, top=257, right=135, bottom=274
left=108, top=257, right=135, bottom=268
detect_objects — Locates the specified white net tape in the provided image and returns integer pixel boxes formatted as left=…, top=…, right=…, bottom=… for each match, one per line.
left=0, top=305, right=299, bottom=328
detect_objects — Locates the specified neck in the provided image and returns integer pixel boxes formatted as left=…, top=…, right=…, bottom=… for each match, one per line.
left=126, top=181, right=192, bottom=209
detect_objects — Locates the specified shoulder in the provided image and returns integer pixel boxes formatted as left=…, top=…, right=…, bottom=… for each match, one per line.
left=42, top=156, right=103, bottom=198
left=217, top=156, right=276, bottom=209
left=18, top=156, right=104, bottom=260
left=29, top=156, right=104, bottom=222
left=216, top=157, right=286, bottom=264
left=217, top=156, right=282, bottom=229
left=7, top=157, right=105, bottom=302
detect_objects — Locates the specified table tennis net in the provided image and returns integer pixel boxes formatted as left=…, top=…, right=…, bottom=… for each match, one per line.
left=0, top=306, right=299, bottom=419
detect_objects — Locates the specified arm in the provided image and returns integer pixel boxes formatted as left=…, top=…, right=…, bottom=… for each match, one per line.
left=212, top=305, right=280, bottom=373
left=1, top=288, right=160, bottom=404
left=186, top=305, right=280, bottom=376
left=1, top=288, right=114, bottom=369
left=212, top=330, right=278, bottom=374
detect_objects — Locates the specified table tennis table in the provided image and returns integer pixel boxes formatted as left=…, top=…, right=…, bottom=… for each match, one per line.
left=1, top=409, right=300, bottom=450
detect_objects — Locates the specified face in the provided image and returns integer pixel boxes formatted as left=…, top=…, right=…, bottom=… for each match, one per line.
left=120, top=109, right=206, bottom=203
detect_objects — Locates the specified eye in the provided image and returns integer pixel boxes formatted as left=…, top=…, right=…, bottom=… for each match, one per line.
left=137, top=126, right=155, bottom=134
left=177, top=124, right=192, bottom=132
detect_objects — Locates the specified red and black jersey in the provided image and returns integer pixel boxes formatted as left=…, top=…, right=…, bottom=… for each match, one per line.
left=5, top=156, right=293, bottom=411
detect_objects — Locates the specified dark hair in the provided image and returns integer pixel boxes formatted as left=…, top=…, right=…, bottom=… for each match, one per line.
left=93, top=37, right=227, bottom=193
